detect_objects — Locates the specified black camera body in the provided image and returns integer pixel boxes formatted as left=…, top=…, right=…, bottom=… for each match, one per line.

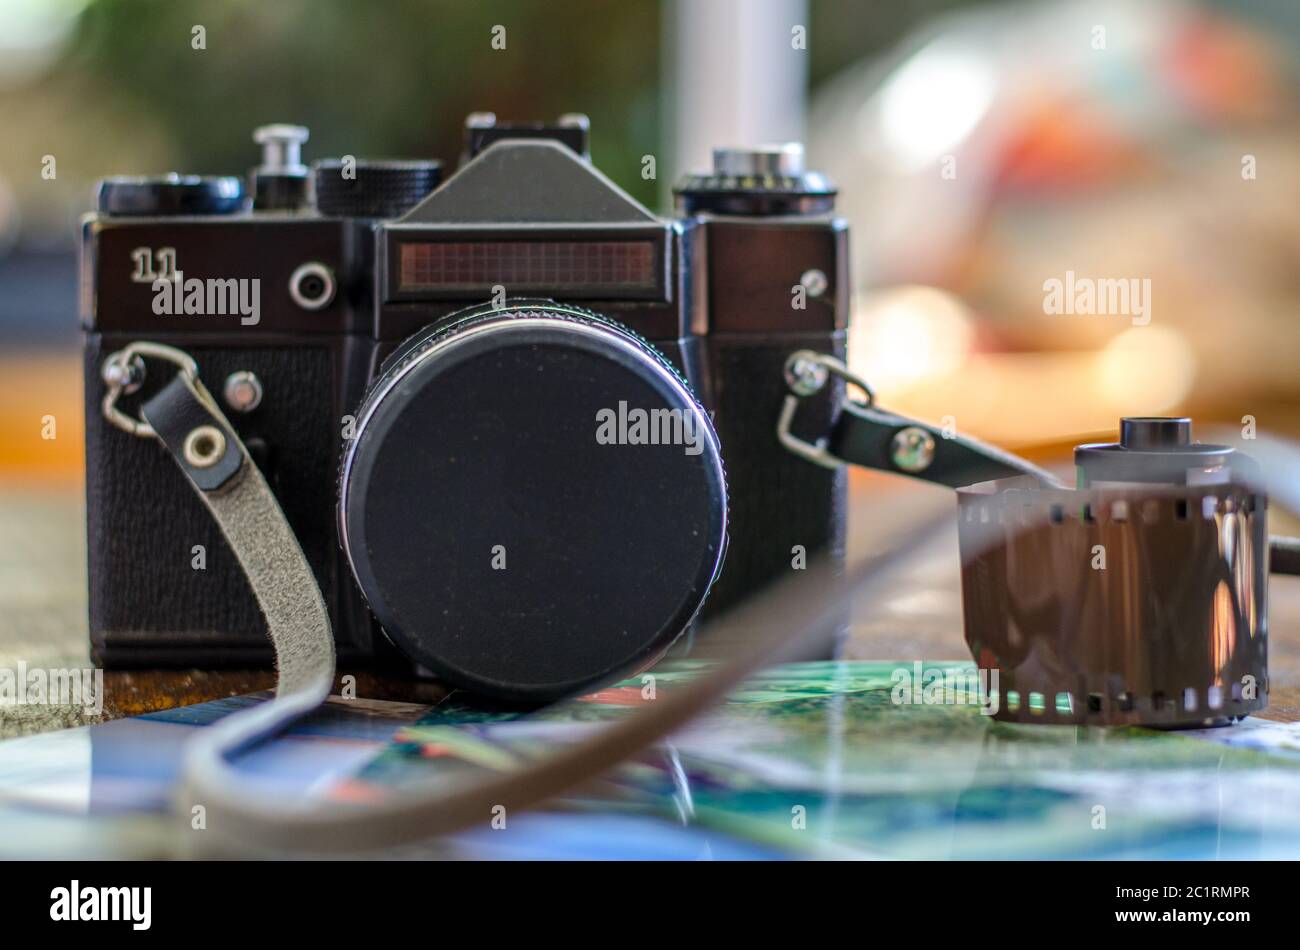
left=82, top=116, right=848, bottom=700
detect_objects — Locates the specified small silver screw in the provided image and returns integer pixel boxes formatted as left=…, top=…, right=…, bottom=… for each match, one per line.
left=784, top=351, right=830, bottom=396
left=101, top=353, right=145, bottom=394
left=800, top=269, right=829, bottom=298
left=223, top=371, right=264, bottom=413
left=891, top=426, right=936, bottom=473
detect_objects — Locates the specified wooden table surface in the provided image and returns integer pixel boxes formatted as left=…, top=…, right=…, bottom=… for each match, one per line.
left=3, top=473, right=1300, bottom=737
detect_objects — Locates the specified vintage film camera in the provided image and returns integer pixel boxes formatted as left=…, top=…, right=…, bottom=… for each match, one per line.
left=82, top=115, right=849, bottom=700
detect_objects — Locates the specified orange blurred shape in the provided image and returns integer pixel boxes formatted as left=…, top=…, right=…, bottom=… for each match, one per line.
left=577, top=685, right=651, bottom=706
left=994, top=97, right=1152, bottom=192
left=0, top=350, right=83, bottom=487
left=326, top=778, right=389, bottom=804
left=1163, top=13, right=1283, bottom=120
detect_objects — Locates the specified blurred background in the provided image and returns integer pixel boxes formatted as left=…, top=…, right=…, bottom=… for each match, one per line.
left=1, top=0, right=1298, bottom=490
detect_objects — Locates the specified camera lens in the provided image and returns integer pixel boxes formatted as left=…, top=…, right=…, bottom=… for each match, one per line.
left=338, top=303, right=728, bottom=702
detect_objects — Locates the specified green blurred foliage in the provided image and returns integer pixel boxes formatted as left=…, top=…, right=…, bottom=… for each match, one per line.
left=808, top=0, right=985, bottom=85
left=60, top=0, right=662, bottom=205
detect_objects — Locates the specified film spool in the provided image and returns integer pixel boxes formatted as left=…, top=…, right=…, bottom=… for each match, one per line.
left=958, top=478, right=1268, bottom=727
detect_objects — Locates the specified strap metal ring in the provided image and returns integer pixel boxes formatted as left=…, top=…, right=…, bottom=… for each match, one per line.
left=781, top=350, right=874, bottom=406
left=777, top=350, right=875, bottom=469
left=101, top=341, right=200, bottom=439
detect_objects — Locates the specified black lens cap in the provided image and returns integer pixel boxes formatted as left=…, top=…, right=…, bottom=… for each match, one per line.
left=339, top=303, right=728, bottom=702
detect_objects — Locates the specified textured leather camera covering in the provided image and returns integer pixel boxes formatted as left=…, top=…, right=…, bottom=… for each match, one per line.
left=702, top=333, right=848, bottom=657
left=84, top=337, right=373, bottom=667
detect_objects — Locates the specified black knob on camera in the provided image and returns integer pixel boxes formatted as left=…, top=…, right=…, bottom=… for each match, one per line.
left=97, top=174, right=245, bottom=216
left=311, top=159, right=441, bottom=218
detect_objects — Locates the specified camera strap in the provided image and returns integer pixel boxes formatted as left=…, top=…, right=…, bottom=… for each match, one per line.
left=101, top=344, right=338, bottom=836
left=776, top=349, right=1062, bottom=487
left=777, top=350, right=1300, bottom=727
left=100, top=342, right=960, bottom=855
left=777, top=349, right=1300, bottom=573
left=99, top=342, right=1300, bottom=851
